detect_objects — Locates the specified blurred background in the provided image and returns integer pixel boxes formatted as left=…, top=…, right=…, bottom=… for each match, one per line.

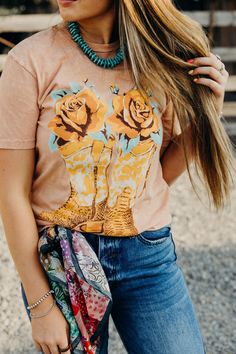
left=0, top=1, right=235, bottom=354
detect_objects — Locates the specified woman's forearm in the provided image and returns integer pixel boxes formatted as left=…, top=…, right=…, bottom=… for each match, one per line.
left=160, top=127, right=193, bottom=186
left=0, top=197, right=53, bottom=311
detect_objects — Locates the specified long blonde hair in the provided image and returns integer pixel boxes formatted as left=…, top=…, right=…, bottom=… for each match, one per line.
left=117, top=0, right=234, bottom=209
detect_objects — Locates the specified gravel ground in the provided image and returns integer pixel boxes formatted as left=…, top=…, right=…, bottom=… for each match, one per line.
left=0, top=171, right=235, bottom=354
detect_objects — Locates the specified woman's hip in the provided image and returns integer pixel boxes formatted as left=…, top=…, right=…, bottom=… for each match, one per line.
left=83, top=225, right=180, bottom=289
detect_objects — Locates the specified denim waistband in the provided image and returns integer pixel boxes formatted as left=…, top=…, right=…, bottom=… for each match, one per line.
left=38, top=223, right=172, bottom=238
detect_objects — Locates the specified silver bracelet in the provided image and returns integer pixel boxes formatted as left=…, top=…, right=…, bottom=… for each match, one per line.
left=26, top=289, right=55, bottom=310
left=30, top=299, right=56, bottom=319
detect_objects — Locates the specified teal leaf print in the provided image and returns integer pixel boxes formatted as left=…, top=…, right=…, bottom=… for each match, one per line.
left=89, top=131, right=108, bottom=144
left=105, top=123, right=112, bottom=139
left=153, top=105, right=159, bottom=115
left=150, top=129, right=163, bottom=145
left=48, top=132, right=58, bottom=152
left=69, top=81, right=81, bottom=93
left=119, top=134, right=140, bottom=155
left=88, top=124, right=112, bottom=143
left=149, top=100, right=159, bottom=115
left=51, top=89, right=71, bottom=102
left=108, top=100, right=114, bottom=115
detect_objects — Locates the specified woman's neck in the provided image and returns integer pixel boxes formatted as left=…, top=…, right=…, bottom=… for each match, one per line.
left=77, top=8, right=119, bottom=45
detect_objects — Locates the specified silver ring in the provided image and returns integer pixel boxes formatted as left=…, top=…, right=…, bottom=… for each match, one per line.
left=219, top=62, right=225, bottom=74
left=215, top=54, right=225, bottom=74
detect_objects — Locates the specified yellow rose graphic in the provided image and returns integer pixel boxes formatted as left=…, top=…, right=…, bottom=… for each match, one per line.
left=48, top=88, right=107, bottom=144
left=107, top=89, right=160, bottom=140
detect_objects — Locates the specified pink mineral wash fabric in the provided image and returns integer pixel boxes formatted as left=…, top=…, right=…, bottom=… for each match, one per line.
left=0, top=22, right=180, bottom=236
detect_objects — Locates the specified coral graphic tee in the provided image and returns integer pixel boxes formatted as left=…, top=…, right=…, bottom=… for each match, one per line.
left=0, top=23, right=180, bottom=236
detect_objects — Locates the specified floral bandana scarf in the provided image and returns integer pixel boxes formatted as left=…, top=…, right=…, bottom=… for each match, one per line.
left=38, top=225, right=113, bottom=354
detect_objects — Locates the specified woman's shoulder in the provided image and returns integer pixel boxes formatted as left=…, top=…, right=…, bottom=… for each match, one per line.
left=6, top=22, right=65, bottom=75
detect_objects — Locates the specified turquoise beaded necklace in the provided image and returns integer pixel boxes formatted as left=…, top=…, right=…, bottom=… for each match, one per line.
left=67, top=21, right=125, bottom=69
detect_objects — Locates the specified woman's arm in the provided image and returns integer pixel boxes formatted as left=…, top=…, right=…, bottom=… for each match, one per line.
left=0, top=149, right=71, bottom=354
left=0, top=149, right=52, bottom=305
left=160, top=126, right=193, bottom=186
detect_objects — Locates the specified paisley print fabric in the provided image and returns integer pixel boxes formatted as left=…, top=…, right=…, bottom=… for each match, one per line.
left=38, top=225, right=113, bottom=354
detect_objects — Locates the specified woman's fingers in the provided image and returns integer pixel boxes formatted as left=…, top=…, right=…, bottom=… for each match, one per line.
left=48, top=344, right=61, bottom=354
left=188, top=66, right=226, bottom=85
left=35, top=339, right=71, bottom=354
left=41, top=344, right=51, bottom=354
left=57, top=339, right=72, bottom=354
left=33, top=340, right=43, bottom=353
left=188, top=52, right=219, bottom=69
left=188, top=53, right=228, bottom=78
left=191, top=77, right=223, bottom=97
left=187, top=52, right=229, bottom=112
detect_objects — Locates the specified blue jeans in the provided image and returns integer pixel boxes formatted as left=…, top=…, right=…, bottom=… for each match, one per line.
left=20, top=226, right=206, bottom=354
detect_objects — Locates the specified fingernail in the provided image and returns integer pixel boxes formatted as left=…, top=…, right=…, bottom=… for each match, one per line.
left=187, top=59, right=194, bottom=63
left=188, top=70, right=194, bottom=74
left=193, top=78, right=198, bottom=82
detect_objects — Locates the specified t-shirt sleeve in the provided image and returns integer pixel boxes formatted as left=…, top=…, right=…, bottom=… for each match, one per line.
left=160, top=99, right=181, bottom=155
left=0, top=53, right=39, bottom=149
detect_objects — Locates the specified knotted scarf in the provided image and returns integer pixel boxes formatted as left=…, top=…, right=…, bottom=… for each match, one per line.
left=37, top=225, right=113, bottom=354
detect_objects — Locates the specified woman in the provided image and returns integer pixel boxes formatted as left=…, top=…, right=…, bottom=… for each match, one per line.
left=0, top=0, right=234, bottom=353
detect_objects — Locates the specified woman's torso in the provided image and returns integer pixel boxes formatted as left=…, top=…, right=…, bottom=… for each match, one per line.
left=0, top=23, right=175, bottom=236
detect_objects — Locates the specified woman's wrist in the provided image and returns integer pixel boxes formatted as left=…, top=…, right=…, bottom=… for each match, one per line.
left=20, top=251, right=54, bottom=306
left=29, top=293, right=55, bottom=314
left=27, top=289, right=54, bottom=310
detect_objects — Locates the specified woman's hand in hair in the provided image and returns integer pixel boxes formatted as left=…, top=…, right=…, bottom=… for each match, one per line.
left=187, top=52, right=229, bottom=116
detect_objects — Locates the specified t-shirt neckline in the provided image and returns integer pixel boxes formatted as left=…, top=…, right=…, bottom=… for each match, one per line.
left=56, top=22, right=120, bottom=53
